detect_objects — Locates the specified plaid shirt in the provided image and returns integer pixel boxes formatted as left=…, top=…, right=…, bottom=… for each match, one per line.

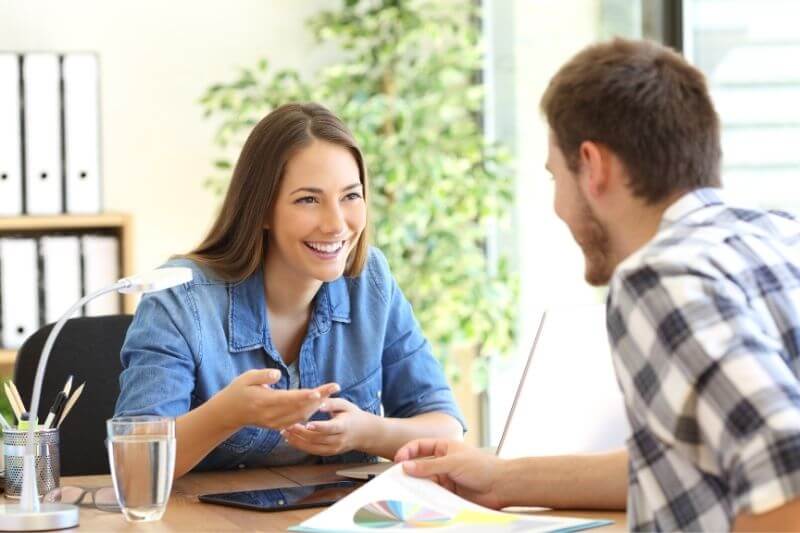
left=607, top=188, right=800, bottom=531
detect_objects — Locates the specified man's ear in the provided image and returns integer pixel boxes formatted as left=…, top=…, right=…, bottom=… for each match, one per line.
left=578, top=140, right=610, bottom=199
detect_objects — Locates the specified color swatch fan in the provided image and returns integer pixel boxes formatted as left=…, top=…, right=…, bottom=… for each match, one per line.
left=354, top=500, right=450, bottom=528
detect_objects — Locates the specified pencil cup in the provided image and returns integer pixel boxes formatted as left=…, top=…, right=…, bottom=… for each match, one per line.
left=3, top=427, right=60, bottom=499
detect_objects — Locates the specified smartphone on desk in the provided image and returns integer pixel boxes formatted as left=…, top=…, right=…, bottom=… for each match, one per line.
left=198, top=480, right=362, bottom=512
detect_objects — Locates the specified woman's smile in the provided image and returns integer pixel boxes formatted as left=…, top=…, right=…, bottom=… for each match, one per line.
left=303, top=239, right=348, bottom=260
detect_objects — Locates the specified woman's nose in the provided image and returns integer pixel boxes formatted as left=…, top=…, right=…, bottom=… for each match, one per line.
left=320, top=203, right=346, bottom=235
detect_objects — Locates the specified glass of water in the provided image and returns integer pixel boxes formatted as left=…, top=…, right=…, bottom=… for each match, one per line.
left=106, top=415, right=176, bottom=522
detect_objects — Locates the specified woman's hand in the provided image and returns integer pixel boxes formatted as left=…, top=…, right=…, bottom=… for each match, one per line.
left=211, top=368, right=340, bottom=431
left=280, top=397, right=374, bottom=456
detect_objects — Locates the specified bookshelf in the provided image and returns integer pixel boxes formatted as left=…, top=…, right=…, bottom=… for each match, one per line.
left=0, top=213, right=134, bottom=371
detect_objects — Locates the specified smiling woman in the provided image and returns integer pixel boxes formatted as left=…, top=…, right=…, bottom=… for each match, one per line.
left=114, top=103, right=465, bottom=478
left=268, top=140, right=366, bottom=285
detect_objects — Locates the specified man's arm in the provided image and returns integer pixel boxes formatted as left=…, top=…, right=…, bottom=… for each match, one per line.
left=396, top=439, right=627, bottom=510
left=734, top=498, right=800, bottom=532
left=498, top=448, right=628, bottom=510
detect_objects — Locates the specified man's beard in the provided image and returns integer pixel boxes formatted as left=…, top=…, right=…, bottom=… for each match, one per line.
left=573, top=192, right=613, bottom=286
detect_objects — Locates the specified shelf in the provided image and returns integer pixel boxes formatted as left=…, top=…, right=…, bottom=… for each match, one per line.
left=0, top=212, right=129, bottom=231
left=0, top=350, right=16, bottom=369
left=0, top=212, right=137, bottom=314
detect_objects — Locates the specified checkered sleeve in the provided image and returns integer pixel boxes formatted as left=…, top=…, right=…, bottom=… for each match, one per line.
left=610, top=261, right=800, bottom=516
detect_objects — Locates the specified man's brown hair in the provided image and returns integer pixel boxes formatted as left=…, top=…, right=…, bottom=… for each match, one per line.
left=185, top=102, right=370, bottom=281
left=541, top=38, right=721, bottom=203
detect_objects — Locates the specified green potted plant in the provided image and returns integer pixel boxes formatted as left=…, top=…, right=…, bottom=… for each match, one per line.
left=199, top=0, right=517, bottom=396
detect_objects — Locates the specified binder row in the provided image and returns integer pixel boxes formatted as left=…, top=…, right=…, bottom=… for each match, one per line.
left=0, top=52, right=102, bottom=215
left=0, top=234, right=120, bottom=349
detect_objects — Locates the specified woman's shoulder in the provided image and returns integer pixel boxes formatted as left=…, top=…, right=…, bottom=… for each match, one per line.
left=346, top=246, right=395, bottom=304
left=160, top=257, right=228, bottom=287
left=364, top=246, right=391, bottom=276
left=138, top=258, right=229, bottom=318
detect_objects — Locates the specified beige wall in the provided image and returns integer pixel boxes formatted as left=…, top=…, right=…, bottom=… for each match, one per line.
left=0, top=0, right=334, bottom=276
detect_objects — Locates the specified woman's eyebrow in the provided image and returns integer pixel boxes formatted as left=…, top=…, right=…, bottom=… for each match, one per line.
left=289, top=183, right=362, bottom=195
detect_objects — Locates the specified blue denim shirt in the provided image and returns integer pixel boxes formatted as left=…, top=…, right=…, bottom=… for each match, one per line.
left=115, top=247, right=465, bottom=470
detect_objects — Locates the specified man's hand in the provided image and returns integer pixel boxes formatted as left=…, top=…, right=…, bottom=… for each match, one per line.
left=281, top=397, right=374, bottom=455
left=394, top=438, right=507, bottom=509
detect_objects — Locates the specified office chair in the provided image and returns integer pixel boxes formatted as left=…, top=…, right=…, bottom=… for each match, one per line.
left=14, top=315, right=133, bottom=476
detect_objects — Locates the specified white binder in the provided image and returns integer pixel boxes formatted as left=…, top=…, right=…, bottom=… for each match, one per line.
left=0, top=53, right=23, bottom=215
left=63, top=53, right=101, bottom=214
left=41, top=235, right=83, bottom=324
left=81, top=234, right=121, bottom=316
left=0, top=238, right=40, bottom=349
left=23, top=53, right=63, bottom=215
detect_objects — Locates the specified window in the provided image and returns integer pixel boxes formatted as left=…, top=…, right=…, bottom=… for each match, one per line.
left=484, top=0, right=651, bottom=445
left=683, top=0, right=800, bottom=212
left=484, top=0, right=800, bottom=447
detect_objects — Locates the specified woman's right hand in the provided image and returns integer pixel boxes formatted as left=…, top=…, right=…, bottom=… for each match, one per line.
left=211, top=368, right=340, bottom=431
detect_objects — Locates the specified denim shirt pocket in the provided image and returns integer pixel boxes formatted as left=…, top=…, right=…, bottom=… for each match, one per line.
left=338, top=367, right=382, bottom=415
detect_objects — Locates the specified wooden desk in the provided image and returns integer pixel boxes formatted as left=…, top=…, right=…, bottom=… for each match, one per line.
left=7, top=465, right=626, bottom=532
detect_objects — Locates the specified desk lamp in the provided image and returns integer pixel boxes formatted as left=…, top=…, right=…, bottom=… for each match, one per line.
left=0, top=267, right=192, bottom=531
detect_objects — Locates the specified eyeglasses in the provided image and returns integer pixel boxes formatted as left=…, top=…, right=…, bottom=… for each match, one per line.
left=44, top=486, right=120, bottom=512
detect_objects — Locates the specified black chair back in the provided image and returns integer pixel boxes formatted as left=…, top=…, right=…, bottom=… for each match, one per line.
left=14, top=315, right=132, bottom=475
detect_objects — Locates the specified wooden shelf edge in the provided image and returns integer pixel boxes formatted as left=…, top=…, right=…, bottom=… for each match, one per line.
left=0, top=213, right=130, bottom=232
left=0, top=349, right=16, bottom=368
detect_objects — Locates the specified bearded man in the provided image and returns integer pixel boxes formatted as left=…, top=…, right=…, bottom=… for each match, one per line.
left=396, top=38, right=800, bottom=532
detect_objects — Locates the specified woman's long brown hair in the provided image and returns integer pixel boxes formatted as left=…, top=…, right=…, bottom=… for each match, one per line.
left=185, top=103, right=369, bottom=281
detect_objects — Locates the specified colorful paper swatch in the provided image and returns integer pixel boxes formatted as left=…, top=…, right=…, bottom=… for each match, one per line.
left=354, top=500, right=451, bottom=528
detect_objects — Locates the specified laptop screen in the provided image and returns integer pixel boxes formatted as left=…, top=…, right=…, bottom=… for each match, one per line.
left=495, top=304, right=629, bottom=459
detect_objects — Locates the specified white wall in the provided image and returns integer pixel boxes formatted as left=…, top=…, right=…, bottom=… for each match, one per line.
left=0, top=0, right=334, bottom=275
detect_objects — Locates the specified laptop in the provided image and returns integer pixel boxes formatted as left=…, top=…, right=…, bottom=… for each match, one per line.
left=495, top=305, right=629, bottom=459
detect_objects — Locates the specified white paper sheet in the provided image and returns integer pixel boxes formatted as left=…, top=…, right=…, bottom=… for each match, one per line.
left=290, top=464, right=613, bottom=532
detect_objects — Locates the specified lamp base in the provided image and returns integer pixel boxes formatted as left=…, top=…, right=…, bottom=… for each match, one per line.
left=0, top=503, right=79, bottom=531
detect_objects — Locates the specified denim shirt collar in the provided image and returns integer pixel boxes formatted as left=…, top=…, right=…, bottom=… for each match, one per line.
left=228, top=268, right=351, bottom=354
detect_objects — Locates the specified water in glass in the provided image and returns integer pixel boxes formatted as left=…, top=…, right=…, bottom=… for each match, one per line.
left=107, top=415, right=175, bottom=522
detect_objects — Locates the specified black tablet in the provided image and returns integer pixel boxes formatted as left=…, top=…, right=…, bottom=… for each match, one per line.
left=198, top=480, right=362, bottom=512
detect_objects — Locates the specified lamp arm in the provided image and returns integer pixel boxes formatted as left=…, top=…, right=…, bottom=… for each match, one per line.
left=20, top=281, right=127, bottom=511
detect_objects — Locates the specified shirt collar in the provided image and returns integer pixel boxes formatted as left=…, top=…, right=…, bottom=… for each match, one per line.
left=613, top=188, right=725, bottom=277
left=228, top=269, right=351, bottom=353
left=325, top=277, right=352, bottom=323
left=659, top=187, right=725, bottom=229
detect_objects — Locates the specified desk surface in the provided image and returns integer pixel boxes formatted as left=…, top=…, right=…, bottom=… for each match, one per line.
left=7, top=465, right=626, bottom=532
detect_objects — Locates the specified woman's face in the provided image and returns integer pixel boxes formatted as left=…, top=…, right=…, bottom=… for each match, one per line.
left=266, top=139, right=366, bottom=283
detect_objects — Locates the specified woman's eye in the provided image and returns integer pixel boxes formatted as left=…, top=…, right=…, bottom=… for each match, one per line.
left=344, top=192, right=362, bottom=201
left=295, top=196, right=317, bottom=204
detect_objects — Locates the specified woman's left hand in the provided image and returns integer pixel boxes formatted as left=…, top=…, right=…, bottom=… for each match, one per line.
left=281, top=397, right=375, bottom=456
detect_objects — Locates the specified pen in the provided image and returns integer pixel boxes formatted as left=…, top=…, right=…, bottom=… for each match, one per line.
left=43, top=391, right=67, bottom=429
left=56, top=382, right=84, bottom=428
left=62, top=375, right=74, bottom=398
left=4, top=382, right=22, bottom=421
left=9, top=381, right=27, bottom=415
left=17, top=412, right=30, bottom=431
